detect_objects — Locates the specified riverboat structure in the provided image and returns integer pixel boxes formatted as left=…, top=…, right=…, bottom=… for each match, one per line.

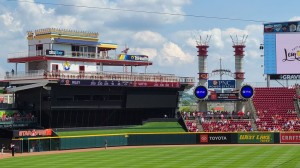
left=1, top=28, right=194, bottom=129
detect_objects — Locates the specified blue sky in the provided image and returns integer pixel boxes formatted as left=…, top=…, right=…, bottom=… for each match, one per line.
left=1, top=0, right=300, bottom=87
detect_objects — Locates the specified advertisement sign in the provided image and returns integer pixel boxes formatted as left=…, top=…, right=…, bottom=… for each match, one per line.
left=59, top=80, right=180, bottom=88
left=46, top=49, right=65, bottom=56
left=216, top=93, right=239, bottom=100
left=194, top=86, right=208, bottom=99
left=240, top=85, right=254, bottom=99
left=280, top=133, right=300, bottom=143
left=133, top=81, right=180, bottom=88
left=208, top=80, right=235, bottom=88
left=264, top=21, right=300, bottom=33
left=276, top=34, right=300, bottom=74
left=270, top=74, right=300, bottom=80
left=59, top=79, right=132, bottom=87
left=238, top=133, right=274, bottom=144
left=200, top=134, right=231, bottom=144
left=14, top=129, right=52, bottom=137
left=118, top=54, right=149, bottom=61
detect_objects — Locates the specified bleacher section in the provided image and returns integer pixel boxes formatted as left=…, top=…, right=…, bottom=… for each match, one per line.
left=253, top=87, right=300, bottom=131
left=201, top=120, right=252, bottom=132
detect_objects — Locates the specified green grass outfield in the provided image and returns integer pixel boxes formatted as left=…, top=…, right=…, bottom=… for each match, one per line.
left=1, top=145, right=300, bottom=168
left=57, top=122, right=185, bottom=136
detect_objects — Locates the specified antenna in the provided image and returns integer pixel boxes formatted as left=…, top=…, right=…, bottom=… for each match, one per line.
left=196, top=35, right=211, bottom=46
left=192, top=31, right=212, bottom=46
left=230, top=34, right=247, bottom=46
left=122, top=44, right=129, bottom=54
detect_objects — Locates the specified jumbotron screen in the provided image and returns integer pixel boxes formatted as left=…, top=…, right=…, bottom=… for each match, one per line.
left=264, top=21, right=300, bottom=76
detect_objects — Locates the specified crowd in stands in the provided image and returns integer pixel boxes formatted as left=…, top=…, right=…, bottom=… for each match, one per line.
left=253, top=87, right=300, bottom=132
left=181, top=111, right=253, bottom=132
left=1, top=112, right=35, bottom=122
left=202, top=119, right=253, bottom=132
left=185, top=120, right=198, bottom=132
left=181, top=110, right=250, bottom=121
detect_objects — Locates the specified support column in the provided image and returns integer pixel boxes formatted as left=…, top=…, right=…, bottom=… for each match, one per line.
left=233, top=44, right=246, bottom=112
left=196, top=45, right=209, bottom=112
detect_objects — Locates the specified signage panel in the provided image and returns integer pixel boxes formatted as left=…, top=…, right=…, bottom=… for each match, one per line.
left=264, top=21, right=299, bottom=33
left=118, top=54, right=149, bottom=61
left=13, top=129, right=52, bottom=137
left=208, top=80, right=235, bottom=88
left=216, top=93, right=239, bottom=100
left=270, top=74, right=300, bottom=80
left=238, top=133, right=274, bottom=144
left=280, top=133, right=300, bottom=143
left=59, top=79, right=132, bottom=87
left=46, top=50, right=65, bottom=56
left=59, top=80, right=180, bottom=88
left=194, top=86, right=208, bottom=99
left=200, top=133, right=231, bottom=144
left=133, top=81, right=180, bottom=88
left=276, top=34, right=300, bottom=74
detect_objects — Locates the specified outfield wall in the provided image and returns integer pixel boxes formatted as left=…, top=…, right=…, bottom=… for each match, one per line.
left=11, top=132, right=300, bottom=153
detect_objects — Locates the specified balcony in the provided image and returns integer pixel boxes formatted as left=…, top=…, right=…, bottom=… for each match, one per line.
left=8, top=50, right=118, bottom=60
left=3, top=70, right=195, bottom=88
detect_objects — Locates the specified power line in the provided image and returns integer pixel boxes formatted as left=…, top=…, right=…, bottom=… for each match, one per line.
left=7, top=0, right=268, bottom=23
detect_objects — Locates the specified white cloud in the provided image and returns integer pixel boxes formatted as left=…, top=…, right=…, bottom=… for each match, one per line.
left=289, top=16, right=300, bottom=21
left=133, top=31, right=166, bottom=46
left=0, top=12, right=23, bottom=32
left=157, top=42, right=194, bottom=66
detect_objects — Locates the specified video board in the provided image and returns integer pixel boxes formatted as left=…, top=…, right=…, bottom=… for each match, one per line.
left=264, top=21, right=300, bottom=76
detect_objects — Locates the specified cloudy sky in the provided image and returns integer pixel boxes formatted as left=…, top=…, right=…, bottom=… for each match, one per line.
left=1, top=0, right=300, bottom=86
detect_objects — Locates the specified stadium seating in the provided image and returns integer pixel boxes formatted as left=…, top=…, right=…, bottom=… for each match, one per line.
left=253, top=87, right=300, bottom=131
left=201, top=119, right=252, bottom=132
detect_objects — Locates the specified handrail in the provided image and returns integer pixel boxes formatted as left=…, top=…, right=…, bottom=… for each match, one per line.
left=8, top=50, right=152, bottom=62
left=4, top=70, right=196, bottom=84
left=8, top=50, right=118, bottom=60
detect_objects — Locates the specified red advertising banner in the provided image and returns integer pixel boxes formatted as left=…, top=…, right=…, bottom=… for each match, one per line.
left=200, top=134, right=208, bottom=143
left=133, top=81, right=180, bottom=88
left=14, top=129, right=53, bottom=137
left=280, top=133, right=300, bottom=143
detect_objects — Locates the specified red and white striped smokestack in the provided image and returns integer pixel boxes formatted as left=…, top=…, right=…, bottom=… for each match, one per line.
left=231, top=35, right=247, bottom=90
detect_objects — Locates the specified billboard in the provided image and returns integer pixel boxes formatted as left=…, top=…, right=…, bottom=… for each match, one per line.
left=264, top=22, right=300, bottom=33
left=59, top=79, right=132, bottom=87
left=276, top=34, right=300, bottom=74
left=118, top=54, right=149, bottom=61
left=216, top=93, right=239, bottom=100
left=46, top=49, right=65, bottom=56
left=238, top=133, right=274, bottom=144
left=199, top=133, right=231, bottom=144
left=264, top=21, right=300, bottom=75
left=59, top=79, right=180, bottom=88
left=13, top=129, right=52, bottom=138
left=208, top=80, right=235, bottom=88
left=280, top=133, right=300, bottom=143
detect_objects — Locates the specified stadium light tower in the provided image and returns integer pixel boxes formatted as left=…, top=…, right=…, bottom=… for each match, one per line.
left=231, top=35, right=247, bottom=112
left=196, top=35, right=211, bottom=111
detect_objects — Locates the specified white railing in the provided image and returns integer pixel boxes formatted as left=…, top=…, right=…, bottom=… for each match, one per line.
left=4, top=70, right=45, bottom=80
left=4, top=70, right=195, bottom=84
left=8, top=50, right=119, bottom=60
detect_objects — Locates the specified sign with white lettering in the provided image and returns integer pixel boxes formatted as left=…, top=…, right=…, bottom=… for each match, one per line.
left=280, top=133, right=300, bottom=143
left=270, top=74, right=300, bottom=80
left=199, top=133, right=231, bottom=144
left=13, top=129, right=52, bottom=137
left=208, top=80, right=235, bottom=88
left=46, top=50, right=65, bottom=56
left=216, top=93, right=239, bottom=100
